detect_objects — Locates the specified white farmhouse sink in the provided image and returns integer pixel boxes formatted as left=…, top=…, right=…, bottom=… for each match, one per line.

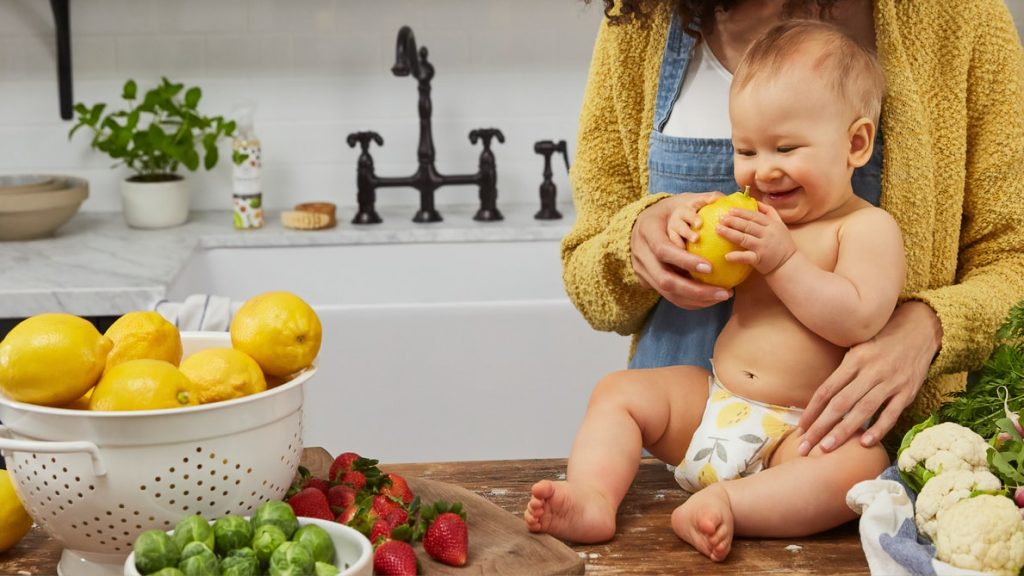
left=167, top=240, right=630, bottom=462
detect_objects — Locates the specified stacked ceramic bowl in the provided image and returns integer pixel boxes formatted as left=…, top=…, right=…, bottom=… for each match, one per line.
left=0, top=175, right=89, bottom=241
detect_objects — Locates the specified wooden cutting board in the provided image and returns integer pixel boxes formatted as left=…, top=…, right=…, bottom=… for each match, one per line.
left=300, top=448, right=584, bottom=575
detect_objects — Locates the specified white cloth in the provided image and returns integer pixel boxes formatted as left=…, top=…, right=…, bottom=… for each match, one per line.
left=846, top=472, right=988, bottom=576
left=152, top=294, right=236, bottom=331
left=663, top=40, right=733, bottom=139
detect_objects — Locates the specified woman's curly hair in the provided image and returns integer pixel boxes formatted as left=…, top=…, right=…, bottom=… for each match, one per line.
left=586, top=0, right=840, bottom=30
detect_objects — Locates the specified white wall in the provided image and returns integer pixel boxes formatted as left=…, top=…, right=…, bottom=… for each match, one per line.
left=0, top=1, right=604, bottom=213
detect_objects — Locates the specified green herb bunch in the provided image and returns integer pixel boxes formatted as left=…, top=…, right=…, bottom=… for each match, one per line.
left=69, top=77, right=237, bottom=181
left=938, top=300, right=1024, bottom=438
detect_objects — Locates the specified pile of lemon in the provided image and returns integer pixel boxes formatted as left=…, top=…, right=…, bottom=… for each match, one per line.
left=0, top=291, right=322, bottom=412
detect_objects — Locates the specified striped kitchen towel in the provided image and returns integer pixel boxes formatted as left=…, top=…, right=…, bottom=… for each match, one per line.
left=846, top=466, right=987, bottom=576
left=152, top=294, right=237, bottom=331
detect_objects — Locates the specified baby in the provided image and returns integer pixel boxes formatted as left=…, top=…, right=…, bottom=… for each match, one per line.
left=525, top=19, right=905, bottom=561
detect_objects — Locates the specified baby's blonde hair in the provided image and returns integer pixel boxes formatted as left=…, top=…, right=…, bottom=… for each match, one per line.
left=732, top=19, right=885, bottom=126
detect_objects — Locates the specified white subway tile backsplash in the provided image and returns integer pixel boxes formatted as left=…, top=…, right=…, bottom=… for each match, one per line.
left=250, top=0, right=336, bottom=34
left=0, top=1, right=54, bottom=37
left=152, top=0, right=249, bottom=34
left=204, top=35, right=293, bottom=77
left=116, top=36, right=206, bottom=77
left=0, top=0, right=604, bottom=214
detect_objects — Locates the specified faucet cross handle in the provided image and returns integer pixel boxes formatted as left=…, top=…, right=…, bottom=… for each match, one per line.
left=346, top=131, right=384, bottom=152
left=469, top=128, right=505, bottom=151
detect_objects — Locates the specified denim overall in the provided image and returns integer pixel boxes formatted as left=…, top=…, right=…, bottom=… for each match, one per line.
left=630, top=14, right=884, bottom=370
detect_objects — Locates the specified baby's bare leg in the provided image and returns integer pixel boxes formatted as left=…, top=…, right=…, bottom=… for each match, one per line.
left=525, top=365, right=708, bottom=543
left=672, top=430, right=888, bottom=556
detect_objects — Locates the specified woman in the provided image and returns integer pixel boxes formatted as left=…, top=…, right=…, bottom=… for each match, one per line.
left=564, top=0, right=1024, bottom=453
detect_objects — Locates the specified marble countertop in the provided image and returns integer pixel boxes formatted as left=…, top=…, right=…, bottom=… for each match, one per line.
left=0, top=203, right=573, bottom=318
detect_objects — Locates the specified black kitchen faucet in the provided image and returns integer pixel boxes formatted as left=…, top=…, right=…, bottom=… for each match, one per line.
left=347, top=26, right=505, bottom=224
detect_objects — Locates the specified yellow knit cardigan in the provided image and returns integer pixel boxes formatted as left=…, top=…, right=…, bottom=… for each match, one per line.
left=562, top=0, right=1024, bottom=422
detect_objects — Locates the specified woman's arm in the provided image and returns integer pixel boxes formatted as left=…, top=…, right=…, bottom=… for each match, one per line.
left=562, top=14, right=726, bottom=334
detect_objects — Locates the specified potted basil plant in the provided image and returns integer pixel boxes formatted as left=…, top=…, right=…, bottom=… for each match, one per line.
left=69, top=77, right=238, bottom=229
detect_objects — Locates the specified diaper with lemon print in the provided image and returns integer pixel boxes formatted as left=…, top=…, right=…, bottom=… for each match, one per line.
left=674, top=373, right=803, bottom=494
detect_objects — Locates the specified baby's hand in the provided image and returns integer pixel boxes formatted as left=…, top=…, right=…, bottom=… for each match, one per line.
left=665, top=191, right=726, bottom=249
left=717, top=202, right=797, bottom=274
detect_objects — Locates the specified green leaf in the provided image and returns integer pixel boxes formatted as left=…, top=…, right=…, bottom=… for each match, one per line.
left=184, top=87, right=201, bottom=109
left=204, top=145, right=219, bottom=170
left=122, top=79, right=137, bottom=100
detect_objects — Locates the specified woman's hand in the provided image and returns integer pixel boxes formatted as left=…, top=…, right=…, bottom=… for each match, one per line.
left=796, top=301, right=943, bottom=455
left=631, top=193, right=734, bottom=310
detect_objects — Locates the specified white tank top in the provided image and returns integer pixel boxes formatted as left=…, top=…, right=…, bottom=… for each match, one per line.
left=662, top=41, right=733, bottom=139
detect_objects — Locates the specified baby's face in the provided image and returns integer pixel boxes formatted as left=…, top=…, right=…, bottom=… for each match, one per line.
left=730, top=67, right=861, bottom=225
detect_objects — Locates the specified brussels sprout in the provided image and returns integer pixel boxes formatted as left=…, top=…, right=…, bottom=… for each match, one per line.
left=220, top=554, right=260, bottom=576
left=269, top=541, right=315, bottom=576
left=314, top=561, right=340, bottom=576
left=213, top=514, right=254, bottom=555
left=149, top=569, right=186, bottom=576
left=177, top=541, right=219, bottom=576
left=252, top=524, right=289, bottom=567
left=251, top=500, right=300, bottom=539
left=292, top=524, right=335, bottom=564
left=227, top=547, right=258, bottom=562
left=173, top=515, right=215, bottom=552
left=133, top=529, right=181, bottom=575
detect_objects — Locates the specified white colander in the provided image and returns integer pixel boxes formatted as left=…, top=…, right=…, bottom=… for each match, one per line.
left=0, top=331, right=313, bottom=576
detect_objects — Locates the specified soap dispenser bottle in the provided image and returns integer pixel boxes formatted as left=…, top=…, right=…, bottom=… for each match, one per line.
left=231, top=103, right=264, bottom=229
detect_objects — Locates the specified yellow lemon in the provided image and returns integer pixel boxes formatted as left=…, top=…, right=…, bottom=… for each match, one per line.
left=0, top=313, right=112, bottom=406
left=63, top=387, right=94, bottom=410
left=104, top=311, right=182, bottom=372
left=179, top=348, right=267, bottom=405
left=89, top=359, right=196, bottom=411
left=716, top=402, right=751, bottom=428
left=0, top=470, right=33, bottom=553
left=697, top=463, right=719, bottom=488
left=686, top=186, right=759, bottom=288
left=230, top=291, right=322, bottom=377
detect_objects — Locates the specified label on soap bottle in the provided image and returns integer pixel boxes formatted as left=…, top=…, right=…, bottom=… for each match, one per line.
left=232, top=139, right=263, bottom=229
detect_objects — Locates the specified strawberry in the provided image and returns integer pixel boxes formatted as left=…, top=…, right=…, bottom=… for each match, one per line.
left=381, top=473, right=415, bottom=504
left=303, top=476, right=331, bottom=495
left=370, top=518, right=393, bottom=544
left=383, top=507, right=409, bottom=528
left=327, top=484, right=356, bottom=511
left=420, top=502, right=468, bottom=567
left=339, top=470, right=367, bottom=492
left=373, top=540, right=418, bottom=575
left=372, top=494, right=402, bottom=517
left=328, top=451, right=361, bottom=482
left=287, top=487, right=334, bottom=521
left=336, top=502, right=359, bottom=525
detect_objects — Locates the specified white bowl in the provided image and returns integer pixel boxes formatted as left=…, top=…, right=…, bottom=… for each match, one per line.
left=0, top=332, right=314, bottom=576
left=122, top=517, right=373, bottom=576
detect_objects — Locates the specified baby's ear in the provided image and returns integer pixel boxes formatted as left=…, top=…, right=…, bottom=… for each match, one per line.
left=847, top=117, right=875, bottom=168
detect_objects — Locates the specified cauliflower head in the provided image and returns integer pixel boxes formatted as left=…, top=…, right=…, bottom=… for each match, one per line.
left=934, top=494, right=1024, bottom=576
left=897, top=422, right=991, bottom=492
left=914, top=469, right=1002, bottom=542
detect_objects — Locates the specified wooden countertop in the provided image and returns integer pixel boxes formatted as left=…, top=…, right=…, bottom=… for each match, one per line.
left=1, top=454, right=868, bottom=575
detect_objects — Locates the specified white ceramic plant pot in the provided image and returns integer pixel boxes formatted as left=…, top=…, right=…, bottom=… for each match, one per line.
left=120, top=175, right=189, bottom=229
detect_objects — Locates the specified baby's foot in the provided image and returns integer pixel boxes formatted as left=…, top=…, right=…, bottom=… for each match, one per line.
left=523, top=479, right=616, bottom=543
left=671, top=485, right=735, bottom=562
